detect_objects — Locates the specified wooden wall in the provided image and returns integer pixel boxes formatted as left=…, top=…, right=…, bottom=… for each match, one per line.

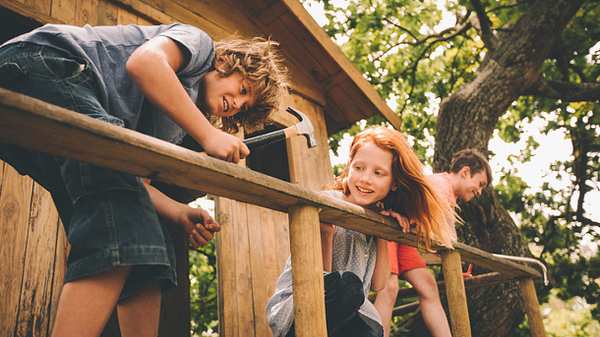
left=216, top=94, right=333, bottom=337
left=0, top=1, right=333, bottom=336
left=0, top=162, right=67, bottom=337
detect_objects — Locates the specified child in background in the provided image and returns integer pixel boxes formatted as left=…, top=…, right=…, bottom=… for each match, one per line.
left=0, top=22, right=287, bottom=337
left=375, top=149, right=492, bottom=337
left=267, top=127, right=455, bottom=337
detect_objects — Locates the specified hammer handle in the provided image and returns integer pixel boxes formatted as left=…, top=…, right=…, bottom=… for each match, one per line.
left=243, top=129, right=287, bottom=150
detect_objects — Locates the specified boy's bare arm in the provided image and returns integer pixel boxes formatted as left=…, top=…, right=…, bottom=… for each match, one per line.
left=143, top=180, right=220, bottom=248
left=126, top=36, right=248, bottom=163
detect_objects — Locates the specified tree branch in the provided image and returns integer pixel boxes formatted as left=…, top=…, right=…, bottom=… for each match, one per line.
left=470, top=0, right=497, bottom=50
left=525, top=79, right=600, bottom=102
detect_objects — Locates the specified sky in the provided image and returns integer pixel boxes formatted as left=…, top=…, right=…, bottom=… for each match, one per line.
left=302, top=0, right=600, bottom=255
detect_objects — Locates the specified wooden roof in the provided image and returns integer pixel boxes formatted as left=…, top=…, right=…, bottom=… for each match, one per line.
left=242, top=0, right=402, bottom=133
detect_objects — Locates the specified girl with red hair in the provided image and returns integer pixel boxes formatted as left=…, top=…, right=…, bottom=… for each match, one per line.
left=267, top=127, right=455, bottom=337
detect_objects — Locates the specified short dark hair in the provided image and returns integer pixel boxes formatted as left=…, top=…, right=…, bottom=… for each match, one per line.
left=450, top=149, right=492, bottom=186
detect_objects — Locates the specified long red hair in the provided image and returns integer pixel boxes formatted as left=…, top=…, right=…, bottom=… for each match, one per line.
left=334, top=127, right=455, bottom=249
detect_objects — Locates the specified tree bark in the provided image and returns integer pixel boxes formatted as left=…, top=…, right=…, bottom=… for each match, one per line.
left=427, top=1, right=583, bottom=336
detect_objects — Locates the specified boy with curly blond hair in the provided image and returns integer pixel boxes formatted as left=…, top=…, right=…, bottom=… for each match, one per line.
left=0, top=23, right=287, bottom=337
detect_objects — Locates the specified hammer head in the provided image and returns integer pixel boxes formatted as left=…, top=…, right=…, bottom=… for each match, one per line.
left=286, top=107, right=317, bottom=148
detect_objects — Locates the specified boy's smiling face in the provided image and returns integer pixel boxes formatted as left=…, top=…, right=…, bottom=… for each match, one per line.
left=201, top=70, right=256, bottom=118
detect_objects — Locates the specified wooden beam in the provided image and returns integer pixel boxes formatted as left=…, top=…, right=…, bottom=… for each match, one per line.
left=0, top=88, right=541, bottom=280
left=518, top=279, right=547, bottom=337
left=396, top=272, right=513, bottom=299
left=441, top=250, right=471, bottom=337
left=288, top=205, right=327, bottom=337
left=0, top=0, right=64, bottom=24
left=392, top=301, right=420, bottom=316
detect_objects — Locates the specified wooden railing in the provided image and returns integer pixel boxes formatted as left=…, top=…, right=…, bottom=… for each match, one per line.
left=0, top=87, right=546, bottom=337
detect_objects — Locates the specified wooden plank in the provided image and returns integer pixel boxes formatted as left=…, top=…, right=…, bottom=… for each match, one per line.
left=0, top=161, right=5, bottom=192
left=246, top=205, right=289, bottom=337
left=216, top=198, right=256, bottom=337
left=0, top=0, right=63, bottom=24
left=250, top=1, right=288, bottom=26
left=0, top=88, right=542, bottom=279
left=280, top=0, right=402, bottom=130
left=24, top=0, right=51, bottom=16
left=269, top=14, right=329, bottom=83
left=288, top=205, right=327, bottom=337
left=0, top=165, right=34, bottom=337
left=327, top=81, right=369, bottom=123
left=136, top=15, right=153, bottom=25
left=518, top=279, right=547, bottom=337
left=112, top=0, right=170, bottom=24
left=216, top=198, right=235, bottom=337
left=396, top=272, right=513, bottom=298
left=135, top=0, right=228, bottom=38
left=232, top=201, right=255, bottom=337
left=175, top=0, right=263, bottom=38
left=117, top=6, right=138, bottom=24
left=264, top=15, right=327, bottom=106
left=285, top=95, right=332, bottom=190
left=279, top=12, right=338, bottom=78
left=441, top=250, right=472, bottom=337
left=15, top=182, right=60, bottom=337
left=48, top=218, right=67, bottom=333
left=97, top=0, right=118, bottom=25
left=75, top=0, right=98, bottom=25
left=50, top=0, right=76, bottom=23
left=158, top=221, right=190, bottom=337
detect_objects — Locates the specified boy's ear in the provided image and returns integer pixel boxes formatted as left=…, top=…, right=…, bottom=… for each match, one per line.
left=459, top=166, right=471, bottom=178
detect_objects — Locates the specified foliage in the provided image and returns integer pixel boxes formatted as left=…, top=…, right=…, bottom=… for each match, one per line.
left=189, top=241, right=219, bottom=336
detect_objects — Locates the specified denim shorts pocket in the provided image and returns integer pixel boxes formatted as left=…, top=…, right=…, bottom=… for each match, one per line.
left=33, top=48, right=88, bottom=82
left=38, top=54, right=86, bottom=80
left=0, top=61, right=26, bottom=87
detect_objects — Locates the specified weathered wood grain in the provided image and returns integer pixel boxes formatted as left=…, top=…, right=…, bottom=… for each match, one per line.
left=441, top=250, right=472, bottom=337
left=0, top=165, right=34, bottom=337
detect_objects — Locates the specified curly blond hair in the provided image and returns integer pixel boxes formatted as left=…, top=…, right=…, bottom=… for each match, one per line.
left=213, top=37, right=288, bottom=133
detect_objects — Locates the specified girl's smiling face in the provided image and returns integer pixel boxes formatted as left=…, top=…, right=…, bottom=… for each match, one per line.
left=344, top=142, right=395, bottom=207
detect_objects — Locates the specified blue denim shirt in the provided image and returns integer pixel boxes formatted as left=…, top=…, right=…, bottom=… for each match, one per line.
left=2, top=23, right=215, bottom=144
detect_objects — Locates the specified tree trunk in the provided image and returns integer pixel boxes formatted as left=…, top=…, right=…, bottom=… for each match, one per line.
left=425, top=1, right=583, bottom=336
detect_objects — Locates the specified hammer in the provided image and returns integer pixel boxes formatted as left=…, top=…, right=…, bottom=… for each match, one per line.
left=157, top=107, right=316, bottom=201
left=179, top=106, right=317, bottom=153
left=243, top=107, right=317, bottom=150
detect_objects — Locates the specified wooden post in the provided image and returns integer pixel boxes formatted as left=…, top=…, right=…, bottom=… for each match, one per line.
left=288, top=205, right=327, bottom=337
left=441, top=250, right=472, bottom=337
left=518, top=278, right=547, bottom=337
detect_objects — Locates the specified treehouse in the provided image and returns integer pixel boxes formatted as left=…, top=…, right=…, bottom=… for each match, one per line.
left=0, top=1, right=546, bottom=337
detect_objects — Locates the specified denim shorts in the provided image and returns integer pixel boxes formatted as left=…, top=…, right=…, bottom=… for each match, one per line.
left=0, top=42, right=177, bottom=300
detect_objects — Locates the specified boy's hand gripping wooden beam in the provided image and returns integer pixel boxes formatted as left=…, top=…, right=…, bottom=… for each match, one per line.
left=243, top=107, right=317, bottom=150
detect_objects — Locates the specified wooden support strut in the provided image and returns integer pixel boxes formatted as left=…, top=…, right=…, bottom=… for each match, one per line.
left=518, top=278, right=547, bottom=337
left=441, top=250, right=472, bottom=337
left=288, top=205, right=328, bottom=337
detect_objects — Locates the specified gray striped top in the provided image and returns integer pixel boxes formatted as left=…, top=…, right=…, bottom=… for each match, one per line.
left=266, top=191, right=381, bottom=337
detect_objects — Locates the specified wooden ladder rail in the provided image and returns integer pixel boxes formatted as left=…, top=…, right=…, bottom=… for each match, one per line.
left=0, top=88, right=545, bottom=337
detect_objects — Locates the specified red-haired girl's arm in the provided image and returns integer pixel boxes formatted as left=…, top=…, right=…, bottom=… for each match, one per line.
left=371, top=238, right=390, bottom=291
left=320, top=223, right=335, bottom=271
